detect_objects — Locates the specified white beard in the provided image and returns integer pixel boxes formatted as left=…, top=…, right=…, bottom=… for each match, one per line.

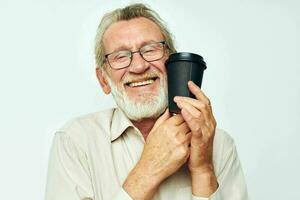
left=104, top=71, right=168, bottom=121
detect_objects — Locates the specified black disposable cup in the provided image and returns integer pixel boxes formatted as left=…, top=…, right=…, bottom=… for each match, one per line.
left=166, top=52, right=207, bottom=114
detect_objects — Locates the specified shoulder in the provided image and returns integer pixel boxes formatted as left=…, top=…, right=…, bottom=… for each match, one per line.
left=54, top=108, right=117, bottom=151
left=214, top=128, right=235, bottom=150
left=60, top=108, right=116, bottom=132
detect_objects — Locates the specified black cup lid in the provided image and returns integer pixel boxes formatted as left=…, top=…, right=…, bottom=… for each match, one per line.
left=166, top=52, right=206, bottom=67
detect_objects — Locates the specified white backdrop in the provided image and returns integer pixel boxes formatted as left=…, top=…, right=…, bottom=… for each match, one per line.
left=0, top=0, right=299, bottom=199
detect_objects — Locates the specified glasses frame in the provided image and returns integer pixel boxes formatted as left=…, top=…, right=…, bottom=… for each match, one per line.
left=104, top=40, right=167, bottom=70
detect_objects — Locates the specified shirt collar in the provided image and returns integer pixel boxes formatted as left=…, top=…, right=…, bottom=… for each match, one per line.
left=110, top=107, right=134, bottom=142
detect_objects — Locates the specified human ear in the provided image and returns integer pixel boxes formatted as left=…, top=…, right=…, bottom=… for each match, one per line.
left=95, top=67, right=111, bottom=94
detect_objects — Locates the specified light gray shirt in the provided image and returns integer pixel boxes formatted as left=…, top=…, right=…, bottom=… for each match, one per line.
left=46, top=108, right=248, bottom=200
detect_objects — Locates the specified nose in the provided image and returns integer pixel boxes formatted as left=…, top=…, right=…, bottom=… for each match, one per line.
left=128, top=52, right=150, bottom=73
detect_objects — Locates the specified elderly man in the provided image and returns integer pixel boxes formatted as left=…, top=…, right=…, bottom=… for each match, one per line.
left=46, top=3, right=247, bottom=200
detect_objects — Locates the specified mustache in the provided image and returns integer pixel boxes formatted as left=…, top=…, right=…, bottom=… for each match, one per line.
left=122, top=71, right=162, bottom=84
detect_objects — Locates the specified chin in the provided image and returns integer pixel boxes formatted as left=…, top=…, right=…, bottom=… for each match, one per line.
left=105, top=72, right=168, bottom=120
left=128, top=92, right=160, bottom=104
left=112, top=87, right=168, bottom=121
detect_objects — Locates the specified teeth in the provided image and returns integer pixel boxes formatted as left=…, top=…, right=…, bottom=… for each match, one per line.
left=128, top=79, right=154, bottom=87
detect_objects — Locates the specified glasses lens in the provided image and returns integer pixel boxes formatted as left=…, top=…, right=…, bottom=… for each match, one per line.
left=107, top=50, right=131, bottom=69
left=141, top=42, right=164, bottom=62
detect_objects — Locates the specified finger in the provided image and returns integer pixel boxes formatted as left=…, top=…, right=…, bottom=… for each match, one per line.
left=176, top=100, right=204, bottom=122
left=152, top=108, right=171, bottom=131
left=178, top=122, right=191, bottom=135
left=183, top=132, right=192, bottom=146
left=185, top=132, right=193, bottom=140
left=167, top=113, right=185, bottom=125
left=176, top=123, right=191, bottom=144
left=188, top=81, right=211, bottom=107
left=181, top=108, right=205, bottom=137
left=174, top=96, right=213, bottom=123
left=182, top=132, right=192, bottom=161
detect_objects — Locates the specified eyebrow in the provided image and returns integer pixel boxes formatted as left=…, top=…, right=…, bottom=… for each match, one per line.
left=106, top=39, right=161, bottom=55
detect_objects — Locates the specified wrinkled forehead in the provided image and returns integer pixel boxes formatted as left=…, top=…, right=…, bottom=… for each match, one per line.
left=102, top=17, right=164, bottom=54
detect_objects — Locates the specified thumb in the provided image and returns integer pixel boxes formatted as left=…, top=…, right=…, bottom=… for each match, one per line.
left=152, top=108, right=170, bottom=131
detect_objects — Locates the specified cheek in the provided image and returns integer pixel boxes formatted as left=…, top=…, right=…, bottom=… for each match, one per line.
left=152, top=59, right=167, bottom=74
left=107, top=68, right=127, bottom=85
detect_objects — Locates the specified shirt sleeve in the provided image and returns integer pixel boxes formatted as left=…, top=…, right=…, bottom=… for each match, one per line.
left=112, top=188, right=133, bottom=200
left=216, top=143, right=248, bottom=200
left=45, top=132, right=94, bottom=200
left=45, top=132, right=132, bottom=200
left=191, top=142, right=248, bottom=200
left=191, top=187, right=221, bottom=200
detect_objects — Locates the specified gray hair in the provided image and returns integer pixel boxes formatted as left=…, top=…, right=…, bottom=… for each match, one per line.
left=94, top=3, right=176, bottom=69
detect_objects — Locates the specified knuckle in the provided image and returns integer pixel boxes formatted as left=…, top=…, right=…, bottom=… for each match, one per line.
left=191, top=122, right=202, bottom=133
left=194, top=112, right=201, bottom=119
left=193, top=132, right=203, bottom=139
left=174, top=136, right=183, bottom=145
left=207, top=99, right=211, bottom=107
left=204, top=104, right=210, bottom=110
left=204, top=99, right=211, bottom=106
left=177, top=146, right=188, bottom=156
left=199, top=102, right=205, bottom=109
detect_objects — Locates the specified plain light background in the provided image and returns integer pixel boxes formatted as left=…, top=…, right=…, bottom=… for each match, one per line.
left=0, top=0, right=299, bottom=199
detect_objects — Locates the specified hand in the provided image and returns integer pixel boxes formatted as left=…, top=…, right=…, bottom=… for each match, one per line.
left=123, top=109, right=192, bottom=200
left=139, top=109, right=192, bottom=181
left=174, top=81, right=218, bottom=197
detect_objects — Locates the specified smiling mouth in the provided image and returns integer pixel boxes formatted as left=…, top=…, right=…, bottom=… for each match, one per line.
left=125, top=77, right=158, bottom=87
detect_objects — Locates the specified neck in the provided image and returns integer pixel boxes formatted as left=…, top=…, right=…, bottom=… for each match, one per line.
left=132, top=118, right=156, bottom=141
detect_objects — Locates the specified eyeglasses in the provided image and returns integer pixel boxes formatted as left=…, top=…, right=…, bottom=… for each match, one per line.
left=104, top=41, right=166, bottom=70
